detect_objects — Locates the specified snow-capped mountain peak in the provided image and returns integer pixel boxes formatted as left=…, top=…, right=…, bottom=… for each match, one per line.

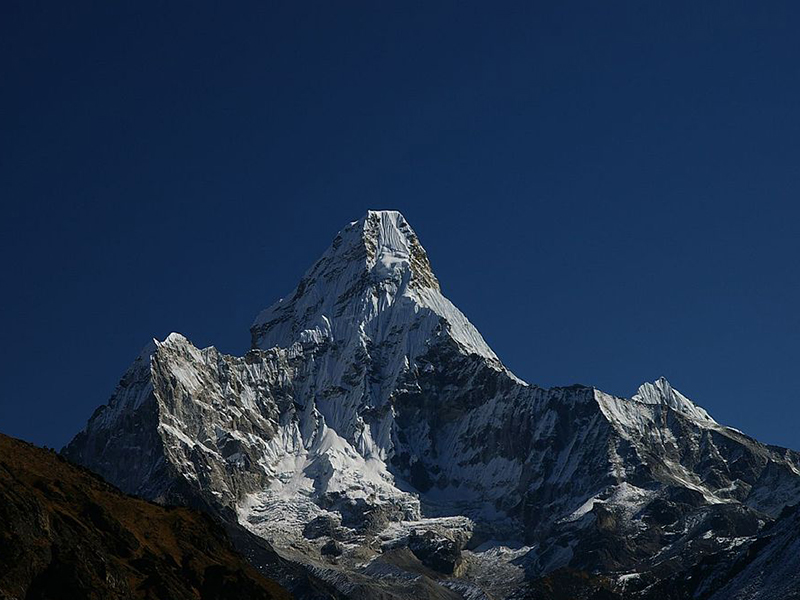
left=359, top=209, right=440, bottom=290
left=632, top=376, right=716, bottom=423
left=250, top=209, right=501, bottom=365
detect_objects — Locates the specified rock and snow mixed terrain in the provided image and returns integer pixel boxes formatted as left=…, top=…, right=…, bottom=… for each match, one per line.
left=64, top=210, right=800, bottom=599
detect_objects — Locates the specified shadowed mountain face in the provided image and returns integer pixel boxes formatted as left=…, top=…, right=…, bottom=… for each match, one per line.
left=0, top=433, right=290, bottom=600
left=63, top=211, right=800, bottom=598
left=706, top=503, right=800, bottom=600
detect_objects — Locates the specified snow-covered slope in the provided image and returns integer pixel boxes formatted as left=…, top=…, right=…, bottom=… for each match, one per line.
left=64, top=210, right=800, bottom=599
left=253, top=211, right=499, bottom=364
left=251, top=211, right=512, bottom=457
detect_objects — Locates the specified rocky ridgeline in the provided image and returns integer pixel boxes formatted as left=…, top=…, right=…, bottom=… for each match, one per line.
left=64, top=211, right=800, bottom=599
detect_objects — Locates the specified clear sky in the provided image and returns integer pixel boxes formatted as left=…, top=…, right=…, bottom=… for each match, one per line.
left=2, top=2, right=798, bottom=451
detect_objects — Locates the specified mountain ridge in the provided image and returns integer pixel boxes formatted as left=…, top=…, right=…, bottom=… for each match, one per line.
left=0, top=432, right=291, bottom=600
left=64, top=210, right=800, bottom=599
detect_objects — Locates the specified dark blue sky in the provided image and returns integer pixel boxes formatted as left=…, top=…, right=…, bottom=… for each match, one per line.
left=2, top=2, right=798, bottom=451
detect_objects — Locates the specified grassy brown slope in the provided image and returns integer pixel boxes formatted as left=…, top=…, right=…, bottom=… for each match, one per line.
left=0, top=433, right=291, bottom=600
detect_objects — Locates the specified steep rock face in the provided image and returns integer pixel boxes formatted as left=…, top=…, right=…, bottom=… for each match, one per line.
left=66, top=336, right=284, bottom=507
left=64, top=210, right=800, bottom=598
left=707, top=503, right=800, bottom=600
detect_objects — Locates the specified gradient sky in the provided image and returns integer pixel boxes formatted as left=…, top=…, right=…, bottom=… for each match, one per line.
left=2, top=2, right=799, bottom=451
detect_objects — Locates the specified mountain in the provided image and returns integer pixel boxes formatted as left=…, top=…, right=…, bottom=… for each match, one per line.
left=707, top=503, right=800, bottom=600
left=0, top=432, right=290, bottom=600
left=64, top=210, right=800, bottom=598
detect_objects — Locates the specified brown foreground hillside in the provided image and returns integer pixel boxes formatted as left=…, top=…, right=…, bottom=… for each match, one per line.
left=0, top=433, right=291, bottom=600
